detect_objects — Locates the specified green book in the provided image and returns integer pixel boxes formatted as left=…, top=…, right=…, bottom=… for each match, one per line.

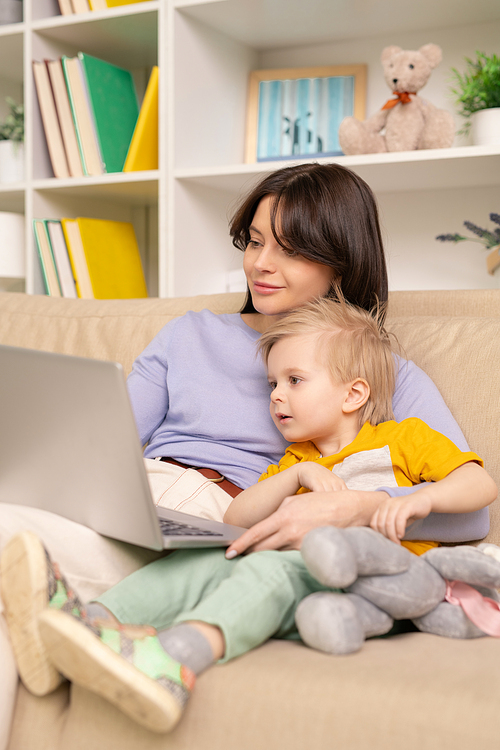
left=77, top=52, right=139, bottom=174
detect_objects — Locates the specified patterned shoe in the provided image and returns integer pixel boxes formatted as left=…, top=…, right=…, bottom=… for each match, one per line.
left=0, top=531, right=87, bottom=696
left=38, top=609, right=196, bottom=734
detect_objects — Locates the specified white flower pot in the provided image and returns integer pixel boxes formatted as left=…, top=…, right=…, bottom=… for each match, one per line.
left=0, top=140, right=24, bottom=183
left=471, top=108, right=500, bottom=147
left=0, top=211, right=25, bottom=278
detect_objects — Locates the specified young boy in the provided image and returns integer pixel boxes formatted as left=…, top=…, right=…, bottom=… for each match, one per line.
left=1, top=298, right=496, bottom=735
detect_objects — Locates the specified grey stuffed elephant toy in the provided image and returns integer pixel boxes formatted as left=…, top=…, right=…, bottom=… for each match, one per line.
left=296, top=527, right=500, bottom=655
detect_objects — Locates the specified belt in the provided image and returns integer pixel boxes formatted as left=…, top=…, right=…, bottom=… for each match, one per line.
left=159, top=457, right=243, bottom=498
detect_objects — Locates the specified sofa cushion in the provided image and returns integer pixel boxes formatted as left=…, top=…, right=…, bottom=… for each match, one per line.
left=8, top=636, right=500, bottom=750
left=386, top=315, right=500, bottom=543
left=0, top=293, right=245, bottom=375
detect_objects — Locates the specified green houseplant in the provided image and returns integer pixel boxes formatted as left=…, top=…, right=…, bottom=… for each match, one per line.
left=0, top=97, right=24, bottom=183
left=450, top=52, right=500, bottom=144
left=436, top=213, right=500, bottom=277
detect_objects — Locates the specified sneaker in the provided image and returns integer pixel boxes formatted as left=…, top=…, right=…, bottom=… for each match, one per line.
left=0, top=531, right=86, bottom=696
left=38, top=609, right=196, bottom=734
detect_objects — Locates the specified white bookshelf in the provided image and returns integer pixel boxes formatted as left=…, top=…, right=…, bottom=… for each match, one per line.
left=1, top=0, right=500, bottom=297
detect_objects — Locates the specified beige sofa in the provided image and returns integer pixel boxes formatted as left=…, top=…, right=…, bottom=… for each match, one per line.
left=1, top=288, right=500, bottom=750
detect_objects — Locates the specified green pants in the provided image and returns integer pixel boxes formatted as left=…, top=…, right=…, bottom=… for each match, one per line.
left=97, top=549, right=331, bottom=662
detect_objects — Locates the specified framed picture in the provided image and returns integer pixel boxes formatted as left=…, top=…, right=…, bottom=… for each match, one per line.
left=245, top=65, right=366, bottom=163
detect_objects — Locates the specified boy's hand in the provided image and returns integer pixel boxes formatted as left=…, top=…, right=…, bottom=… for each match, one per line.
left=370, top=492, right=433, bottom=544
left=296, top=462, right=347, bottom=493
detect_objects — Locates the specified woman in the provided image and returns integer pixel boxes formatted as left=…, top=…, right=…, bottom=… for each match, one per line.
left=128, top=161, right=487, bottom=551
left=1, top=162, right=488, bottom=732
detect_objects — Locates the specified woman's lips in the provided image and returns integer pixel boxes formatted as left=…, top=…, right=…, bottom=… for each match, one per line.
left=252, top=281, right=283, bottom=294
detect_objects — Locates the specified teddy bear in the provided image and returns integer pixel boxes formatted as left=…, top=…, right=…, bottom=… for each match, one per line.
left=338, top=44, right=455, bottom=154
left=295, top=527, right=500, bottom=655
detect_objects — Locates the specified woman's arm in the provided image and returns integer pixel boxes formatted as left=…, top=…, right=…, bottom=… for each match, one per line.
left=127, top=327, right=172, bottom=446
left=223, top=462, right=347, bottom=527
left=225, top=489, right=388, bottom=557
left=387, top=358, right=490, bottom=542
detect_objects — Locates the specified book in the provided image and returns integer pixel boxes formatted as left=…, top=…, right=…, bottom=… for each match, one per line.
left=105, top=0, right=151, bottom=6
left=123, top=66, right=158, bottom=172
left=57, top=0, right=74, bottom=14
left=71, top=0, right=90, bottom=11
left=45, top=220, right=78, bottom=298
left=32, top=61, right=70, bottom=179
left=78, top=52, right=139, bottom=174
left=88, top=0, right=107, bottom=8
left=62, top=217, right=148, bottom=299
left=62, top=56, right=104, bottom=176
left=46, top=59, right=84, bottom=178
left=60, top=219, right=94, bottom=298
left=33, top=221, right=62, bottom=297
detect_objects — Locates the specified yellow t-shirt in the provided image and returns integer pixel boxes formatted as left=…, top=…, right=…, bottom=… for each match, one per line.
left=259, top=418, right=483, bottom=556
left=259, top=418, right=482, bottom=490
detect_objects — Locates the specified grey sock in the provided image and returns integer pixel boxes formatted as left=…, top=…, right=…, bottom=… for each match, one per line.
left=86, top=602, right=114, bottom=621
left=157, top=623, right=215, bottom=675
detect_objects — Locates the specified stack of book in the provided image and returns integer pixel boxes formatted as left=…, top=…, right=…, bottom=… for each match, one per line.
left=33, top=55, right=158, bottom=178
left=33, top=217, right=148, bottom=299
left=58, top=0, right=151, bottom=15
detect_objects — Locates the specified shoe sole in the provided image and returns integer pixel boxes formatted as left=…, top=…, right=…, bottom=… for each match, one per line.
left=0, top=531, right=63, bottom=696
left=39, top=609, right=184, bottom=734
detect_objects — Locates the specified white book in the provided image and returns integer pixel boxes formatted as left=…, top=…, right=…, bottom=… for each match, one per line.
left=71, top=0, right=90, bottom=12
left=57, top=0, right=74, bottom=14
left=46, top=58, right=84, bottom=178
left=32, top=61, right=70, bottom=179
left=46, top=220, right=78, bottom=299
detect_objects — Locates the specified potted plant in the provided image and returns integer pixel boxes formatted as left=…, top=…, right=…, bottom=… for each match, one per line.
left=450, top=52, right=500, bottom=145
left=436, top=213, right=500, bottom=278
left=0, top=96, right=24, bottom=183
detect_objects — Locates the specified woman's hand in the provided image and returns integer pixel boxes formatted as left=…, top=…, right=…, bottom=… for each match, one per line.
left=370, top=493, right=432, bottom=544
left=225, top=489, right=389, bottom=558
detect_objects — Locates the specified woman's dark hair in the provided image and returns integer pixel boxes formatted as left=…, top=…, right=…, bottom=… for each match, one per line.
left=229, top=162, right=388, bottom=317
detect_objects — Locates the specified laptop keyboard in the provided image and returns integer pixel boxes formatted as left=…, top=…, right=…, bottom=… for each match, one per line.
left=158, top=517, right=223, bottom=537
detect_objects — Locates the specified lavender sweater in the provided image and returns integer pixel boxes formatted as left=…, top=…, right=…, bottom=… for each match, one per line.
left=127, top=310, right=488, bottom=542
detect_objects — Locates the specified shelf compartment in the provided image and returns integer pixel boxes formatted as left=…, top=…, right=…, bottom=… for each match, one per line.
left=32, top=5, right=158, bottom=69
left=32, top=170, right=159, bottom=205
left=175, top=145, right=500, bottom=194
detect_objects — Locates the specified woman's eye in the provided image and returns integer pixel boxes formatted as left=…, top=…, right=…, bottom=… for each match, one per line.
left=282, top=246, right=299, bottom=257
left=247, top=240, right=260, bottom=248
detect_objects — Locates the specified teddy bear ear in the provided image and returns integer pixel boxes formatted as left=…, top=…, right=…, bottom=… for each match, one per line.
left=418, top=43, right=443, bottom=69
left=381, top=46, right=402, bottom=63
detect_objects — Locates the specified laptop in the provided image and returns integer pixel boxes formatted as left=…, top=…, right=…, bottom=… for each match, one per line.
left=0, top=344, right=246, bottom=551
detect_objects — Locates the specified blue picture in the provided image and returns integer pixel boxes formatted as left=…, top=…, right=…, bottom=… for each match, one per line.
left=256, top=75, right=354, bottom=161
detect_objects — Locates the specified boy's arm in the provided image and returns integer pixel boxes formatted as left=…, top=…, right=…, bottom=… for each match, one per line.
left=223, top=462, right=347, bottom=528
left=370, top=462, right=497, bottom=544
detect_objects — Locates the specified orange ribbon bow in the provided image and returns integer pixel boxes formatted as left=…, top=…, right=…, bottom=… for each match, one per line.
left=381, top=92, right=415, bottom=110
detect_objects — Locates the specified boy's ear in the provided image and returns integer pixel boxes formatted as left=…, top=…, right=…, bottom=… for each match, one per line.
left=343, top=378, right=370, bottom=414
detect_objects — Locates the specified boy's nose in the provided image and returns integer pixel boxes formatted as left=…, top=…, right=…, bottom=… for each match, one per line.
left=270, top=387, right=284, bottom=403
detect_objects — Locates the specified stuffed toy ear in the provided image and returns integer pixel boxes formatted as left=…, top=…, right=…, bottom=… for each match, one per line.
left=381, top=45, right=402, bottom=63
left=418, top=43, right=443, bottom=69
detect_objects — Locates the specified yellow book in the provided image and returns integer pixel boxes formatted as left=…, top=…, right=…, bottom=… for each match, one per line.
left=78, top=217, right=148, bottom=299
left=105, top=0, right=150, bottom=6
left=123, top=66, right=158, bottom=172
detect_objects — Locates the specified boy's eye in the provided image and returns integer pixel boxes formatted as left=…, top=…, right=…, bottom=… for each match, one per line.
left=289, top=376, right=301, bottom=385
left=268, top=381, right=277, bottom=390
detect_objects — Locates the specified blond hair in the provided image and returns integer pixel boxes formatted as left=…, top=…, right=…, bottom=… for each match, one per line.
left=259, top=296, right=397, bottom=426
